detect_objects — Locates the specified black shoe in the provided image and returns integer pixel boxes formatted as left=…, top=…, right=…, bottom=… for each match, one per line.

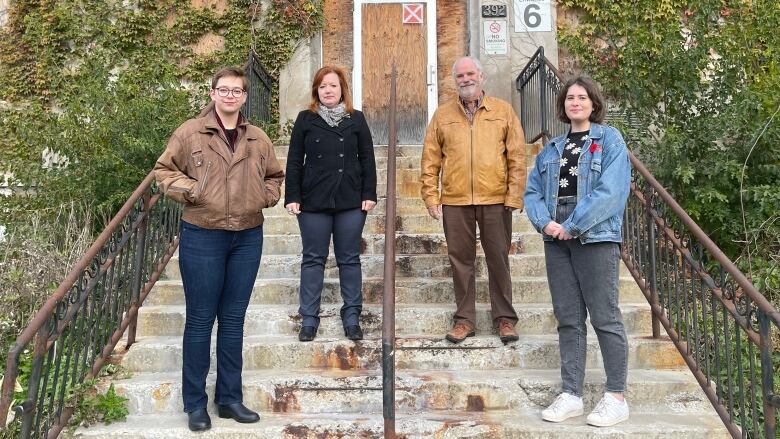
left=344, top=325, right=363, bottom=341
left=187, top=407, right=211, bottom=432
left=217, top=402, right=260, bottom=423
left=299, top=326, right=317, bottom=342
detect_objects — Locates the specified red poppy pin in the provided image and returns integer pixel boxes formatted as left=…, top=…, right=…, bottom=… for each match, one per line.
left=589, top=142, right=601, bottom=153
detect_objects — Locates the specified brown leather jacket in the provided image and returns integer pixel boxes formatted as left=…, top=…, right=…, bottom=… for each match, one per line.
left=154, top=110, right=285, bottom=230
left=420, top=96, right=527, bottom=210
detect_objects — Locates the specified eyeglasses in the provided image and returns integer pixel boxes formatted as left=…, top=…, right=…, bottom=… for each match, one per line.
left=214, top=87, right=246, bottom=98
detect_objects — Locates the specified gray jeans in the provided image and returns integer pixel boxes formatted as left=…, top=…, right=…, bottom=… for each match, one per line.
left=544, top=200, right=628, bottom=396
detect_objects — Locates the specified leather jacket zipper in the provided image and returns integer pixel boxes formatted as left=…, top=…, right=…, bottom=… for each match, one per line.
left=199, top=161, right=212, bottom=195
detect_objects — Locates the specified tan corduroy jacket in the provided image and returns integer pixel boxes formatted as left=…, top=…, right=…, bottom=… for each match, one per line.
left=420, top=96, right=526, bottom=210
left=154, top=110, right=284, bottom=230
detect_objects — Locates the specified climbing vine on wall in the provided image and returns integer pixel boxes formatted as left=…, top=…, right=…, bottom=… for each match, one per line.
left=0, top=0, right=323, bottom=223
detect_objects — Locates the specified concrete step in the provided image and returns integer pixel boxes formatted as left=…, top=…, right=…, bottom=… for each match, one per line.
left=115, top=368, right=712, bottom=416
left=164, top=253, right=575, bottom=280
left=73, top=409, right=729, bottom=438
left=135, top=303, right=653, bottom=338
left=263, top=196, right=435, bottom=216
left=120, top=335, right=685, bottom=373
left=146, top=276, right=645, bottom=306
left=259, top=232, right=544, bottom=256
left=261, top=212, right=535, bottom=235
left=164, top=253, right=633, bottom=280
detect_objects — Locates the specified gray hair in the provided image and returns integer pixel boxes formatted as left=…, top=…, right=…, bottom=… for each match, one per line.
left=451, top=56, right=485, bottom=77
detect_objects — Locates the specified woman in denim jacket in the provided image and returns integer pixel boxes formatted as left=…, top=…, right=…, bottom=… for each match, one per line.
left=524, top=76, right=632, bottom=427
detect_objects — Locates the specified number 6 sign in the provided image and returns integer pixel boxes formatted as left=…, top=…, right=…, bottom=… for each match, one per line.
left=514, top=0, right=552, bottom=32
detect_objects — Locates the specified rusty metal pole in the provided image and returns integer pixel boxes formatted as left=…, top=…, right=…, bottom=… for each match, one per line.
left=382, top=64, right=398, bottom=439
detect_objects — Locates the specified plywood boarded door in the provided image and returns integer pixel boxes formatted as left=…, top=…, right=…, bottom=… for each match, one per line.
left=361, top=3, right=427, bottom=144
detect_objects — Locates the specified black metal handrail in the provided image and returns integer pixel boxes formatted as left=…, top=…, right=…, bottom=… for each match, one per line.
left=0, top=172, right=181, bottom=438
left=242, top=50, right=274, bottom=126
left=515, top=46, right=567, bottom=144
left=623, top=157, right=778, bottom=438
left=517, top=46, right=778, bottom=438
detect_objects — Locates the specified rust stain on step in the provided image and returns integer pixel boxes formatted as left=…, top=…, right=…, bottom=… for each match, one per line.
left=152, top=382, right=172, bottom=400
left=272, top=385, right=300, bottom=413
left=466, top=394, right=486, bottom=411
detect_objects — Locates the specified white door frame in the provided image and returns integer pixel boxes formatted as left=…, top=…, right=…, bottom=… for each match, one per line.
left=353, top=0, right=438, bottom=122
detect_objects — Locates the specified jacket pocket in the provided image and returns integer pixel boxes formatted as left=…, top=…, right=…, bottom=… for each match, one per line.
left=194, top=161, right=212, bottom=205
left=302, top=167, right=323, bottom=193
left=586, top=160, right=602, bottom=193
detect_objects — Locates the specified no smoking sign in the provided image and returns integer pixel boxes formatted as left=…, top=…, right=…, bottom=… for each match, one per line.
left=484, top=20, right=507, bottom=55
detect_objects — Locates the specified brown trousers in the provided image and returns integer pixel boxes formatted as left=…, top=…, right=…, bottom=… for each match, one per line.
left=442, top=204, right=518, bottom=326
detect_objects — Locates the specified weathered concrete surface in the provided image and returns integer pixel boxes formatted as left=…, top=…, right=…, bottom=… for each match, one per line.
left=261, top=213, right=534, bottom=235
left=146, top=276, right=645, bottom=306
left=73, top=410, right=729, bottom=438
left=120, top=335, right=684, bottom=373
left=113, top=369, right=712, bottom=416
left=135, top=303, right=652, bottom=338
left=165, top=253, right=553, bottom=280
left=257, top=232, right=543, bottom=256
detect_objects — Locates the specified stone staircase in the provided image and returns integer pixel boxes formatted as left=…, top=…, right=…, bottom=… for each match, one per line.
left=74, top=145, right=729, bottom=438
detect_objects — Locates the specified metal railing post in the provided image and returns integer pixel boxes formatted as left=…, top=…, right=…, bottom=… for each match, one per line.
left=646, top=196, right=661, bottom=338
left=126, top=192, right=150, bottom=348
left=759, top=310, right=777, bottom=437
left=538, top=47, right=547, bottom=137
left=17, top=327, right=48, bottom=438
left=382, top=64, right=398, bottom=439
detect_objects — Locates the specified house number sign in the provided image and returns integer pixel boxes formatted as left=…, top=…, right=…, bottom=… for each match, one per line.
left=514, top=0, right=552, bottom=32
left=481, top=4, right=507, bottom=18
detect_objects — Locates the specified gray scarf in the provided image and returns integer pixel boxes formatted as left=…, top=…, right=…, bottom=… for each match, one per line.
left=317, top=103, right=349, bottom=127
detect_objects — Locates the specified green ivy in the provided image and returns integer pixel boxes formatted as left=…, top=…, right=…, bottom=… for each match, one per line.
left=558, top=0, right=780, bottom=307
left=0, top=0, right=323, bottom=226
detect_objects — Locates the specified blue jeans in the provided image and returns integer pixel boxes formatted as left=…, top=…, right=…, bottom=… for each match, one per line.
left=297, top=208, right=367, bottom=329
left=178, top=221, right=262, bottom=413
left=544, top=200, right=628, bottom=396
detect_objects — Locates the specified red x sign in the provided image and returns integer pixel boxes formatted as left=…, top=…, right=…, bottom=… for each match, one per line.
left=402, top=3, right=423, bottom=24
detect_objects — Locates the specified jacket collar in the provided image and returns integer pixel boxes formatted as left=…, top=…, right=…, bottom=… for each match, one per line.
left=550, top=123, right=605, bottom=147
left=199, top=110, right=253, bottom=166
left=309, top=110, right=355, bottom=133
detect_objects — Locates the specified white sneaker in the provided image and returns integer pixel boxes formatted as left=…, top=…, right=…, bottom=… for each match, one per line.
left=586, top=393, right=630, bottom=427
left=541, top=393, right=584, bottom=422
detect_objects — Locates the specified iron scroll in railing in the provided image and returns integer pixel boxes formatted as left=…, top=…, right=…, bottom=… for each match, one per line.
left=0, top=172, right=182, bottom=438
left=622, top=153, right=779, bottom=438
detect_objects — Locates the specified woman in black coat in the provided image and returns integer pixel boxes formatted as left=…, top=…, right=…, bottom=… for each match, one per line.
left=284, top=65, right=377, bottom=342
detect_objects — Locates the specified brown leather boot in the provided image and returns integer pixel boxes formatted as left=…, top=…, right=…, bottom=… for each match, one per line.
left=445, top=321, right=475, bottom=343
left=498, top=319, right=519, bottom=344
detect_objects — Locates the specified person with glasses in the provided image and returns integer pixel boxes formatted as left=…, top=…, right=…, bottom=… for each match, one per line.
left=284, top=65, right=377, bottom=342
left=524, top=76, right=632, bottom=427
left=154, top=66, right=285, bottom=432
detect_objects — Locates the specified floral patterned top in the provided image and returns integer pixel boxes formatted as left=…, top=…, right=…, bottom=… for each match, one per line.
left=557, top=130, right=589, bottom=198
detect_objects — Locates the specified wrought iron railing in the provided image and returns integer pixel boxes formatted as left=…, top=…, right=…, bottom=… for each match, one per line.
left=242, top=50, right=274, bottom=126
left=517, top=45, right=779, bottom=438
left=0, top=173, right=181, bottom=438
left=623, top=157, right=779, bottom=438
left=515, top=46, right=567, bottom=143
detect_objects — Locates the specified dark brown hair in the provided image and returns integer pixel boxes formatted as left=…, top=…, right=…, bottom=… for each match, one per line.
left=309, top=66, right=353, bottom=113
left=556, top=76, right=606, bottom=124
left=211, top=67, right=248, bottom=91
